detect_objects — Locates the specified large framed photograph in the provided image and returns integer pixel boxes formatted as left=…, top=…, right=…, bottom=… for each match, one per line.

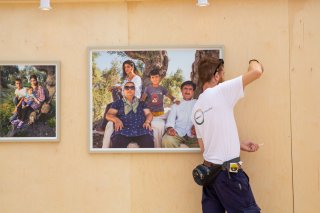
left=0, top=62, right=60, bottom=142
left=89, top=46, right=223, bottom=153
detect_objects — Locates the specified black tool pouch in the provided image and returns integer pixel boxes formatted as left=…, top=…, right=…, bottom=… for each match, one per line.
left=192, top=164, right=222, bottom=186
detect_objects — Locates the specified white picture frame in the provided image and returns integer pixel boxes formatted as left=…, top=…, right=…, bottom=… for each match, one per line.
left=88, top=46, right=224, bottom=153
left=0, top=62, right=60, bottom=142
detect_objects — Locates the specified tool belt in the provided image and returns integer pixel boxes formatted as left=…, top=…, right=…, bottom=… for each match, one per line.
left=204, top=157, right=242, bottom=173
left=192, top=157, right=241, bottom=186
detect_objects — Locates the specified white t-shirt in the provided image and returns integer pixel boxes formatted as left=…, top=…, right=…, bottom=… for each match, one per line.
left=191, top=76, right=244, bottom=164
left=14, top=87, right=27, bottom=98
left=123, top=75, right=142, bottom=98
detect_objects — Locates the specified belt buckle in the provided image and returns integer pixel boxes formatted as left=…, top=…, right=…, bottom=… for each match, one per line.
left=229, top=163, right=239, bottom=173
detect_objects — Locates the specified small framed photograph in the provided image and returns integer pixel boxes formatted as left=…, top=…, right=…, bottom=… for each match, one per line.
left=89, top=46, right=223, bottom=153
left=0, top=62, right=60, bottom=142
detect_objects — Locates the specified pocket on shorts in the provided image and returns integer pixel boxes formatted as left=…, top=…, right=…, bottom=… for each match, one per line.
left=242, top=203, right=261, bottom=213
left=227, top=171, right=250, bottom=192
left=226, top=171, right=256, bottom=208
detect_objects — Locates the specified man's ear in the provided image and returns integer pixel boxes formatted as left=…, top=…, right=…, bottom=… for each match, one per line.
left=214, top=72, right=220, bottom=82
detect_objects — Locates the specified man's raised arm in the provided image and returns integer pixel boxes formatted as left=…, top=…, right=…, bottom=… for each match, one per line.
left=242, top=59, right=264, bottom=88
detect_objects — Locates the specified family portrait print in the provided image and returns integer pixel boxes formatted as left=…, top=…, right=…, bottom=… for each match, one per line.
left=0, top=63, right=59, bottom=142
left=89, top=47, right=223, bottom=152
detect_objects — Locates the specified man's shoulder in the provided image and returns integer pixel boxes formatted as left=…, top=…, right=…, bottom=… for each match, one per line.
left=190, top=99, right=197, bottom=104
left=192, top=96, right=213, bottom=117
left=170, top=102, right=178, bottom=110
left=219, top=76, right=242, bottom=88
left=181, top=99, right=197, bottom=107
left=195, top=92, right=211, bottom=103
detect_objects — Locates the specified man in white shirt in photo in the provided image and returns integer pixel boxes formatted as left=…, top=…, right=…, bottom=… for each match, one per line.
left=192, top=58, right=263, bottom=213
left=162, top=81, right=198, bottom=148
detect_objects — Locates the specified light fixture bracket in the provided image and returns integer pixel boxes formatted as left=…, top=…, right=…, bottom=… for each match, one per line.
left=197, top=0, right=209, bottom=7
left=39, top=0, right=52, bottom=11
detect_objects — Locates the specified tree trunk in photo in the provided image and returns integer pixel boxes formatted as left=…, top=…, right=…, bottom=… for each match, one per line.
left=34, top=65, right=56, bottom=101
left=191, top=50, right=220, bottom=98
left=124, top=50, right=169, bottom=89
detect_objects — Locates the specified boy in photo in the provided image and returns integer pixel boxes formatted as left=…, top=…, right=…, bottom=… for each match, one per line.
left=10, top=78, right=27, bottom=122
left=141, top=69, right=179, bottom=147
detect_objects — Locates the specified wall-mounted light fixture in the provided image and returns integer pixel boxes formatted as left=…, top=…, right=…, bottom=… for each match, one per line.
left=39, top=0, right=52, bottom=10
left=197, top=0, right=209, bottom=7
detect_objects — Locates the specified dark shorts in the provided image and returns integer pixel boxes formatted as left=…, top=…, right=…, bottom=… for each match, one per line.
left=202, top=170, right=260, bottom=213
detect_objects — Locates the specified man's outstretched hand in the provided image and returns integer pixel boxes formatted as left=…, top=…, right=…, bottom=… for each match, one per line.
left=240, top=141, right=260, bottom=152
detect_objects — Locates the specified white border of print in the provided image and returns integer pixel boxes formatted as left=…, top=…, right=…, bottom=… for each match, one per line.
left=0, top=62, right=60, bottom=142
left=88, top=46, right=224, bottom=153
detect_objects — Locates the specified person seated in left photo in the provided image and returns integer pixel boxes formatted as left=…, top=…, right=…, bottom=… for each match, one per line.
left=9, top=78, right=27, bottom=123
left=10, top=75, right=45, bottom=128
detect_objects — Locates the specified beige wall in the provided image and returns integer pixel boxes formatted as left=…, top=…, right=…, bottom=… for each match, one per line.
left=0, top=0, right=319, bottom=212
left=289, top=0, right=320, bottom=212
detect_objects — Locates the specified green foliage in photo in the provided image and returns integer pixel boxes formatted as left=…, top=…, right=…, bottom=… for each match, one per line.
left=0, top=90, right=15, bottom=136
left=161, top=68, right=184, bottom=107
left=92, top=54, right=122, bottom=122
